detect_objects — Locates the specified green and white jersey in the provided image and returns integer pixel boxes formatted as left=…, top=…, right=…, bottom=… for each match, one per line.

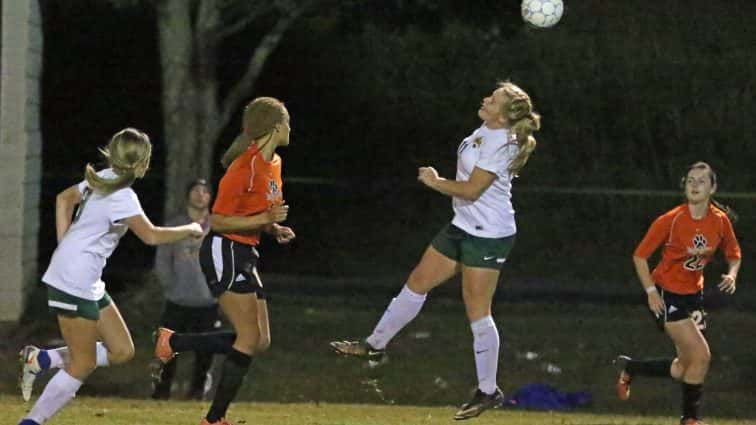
left=451, top=124, right=519, bottom=238
left=42, top=168, right=144, bottom=301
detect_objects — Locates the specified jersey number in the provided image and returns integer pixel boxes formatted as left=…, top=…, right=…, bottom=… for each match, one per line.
left=690, top=309, right=706, bottom=332
left=72, top=188, right=92, bottom=224
left=683, top=255, right=705, bottom=271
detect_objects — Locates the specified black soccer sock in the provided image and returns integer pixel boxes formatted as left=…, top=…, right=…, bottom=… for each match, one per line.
left=626, top=358, right=673, bottom=378
left=189, top=351, right=215, bottom=398
left=682, top=382, right=703, bottom=420
left=170, top=331, right=236, bottom=354
left=152, top=357, right=178, bottom=398
left=205, top=348, right=252, bottom=422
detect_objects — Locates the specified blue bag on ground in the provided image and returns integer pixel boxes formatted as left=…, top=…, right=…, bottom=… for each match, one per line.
left=504, top=383, right=592, bottom=410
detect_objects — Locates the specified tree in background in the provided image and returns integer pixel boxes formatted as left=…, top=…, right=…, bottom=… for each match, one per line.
left=114, top=0, right=309, bottom=216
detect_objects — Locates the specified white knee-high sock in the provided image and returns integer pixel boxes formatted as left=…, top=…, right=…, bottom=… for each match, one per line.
left=46, top=349, right=64, bottom=369
left=471, top=316, right=500, bottom=394
left=25, top=370, right=82, bottom=424
left=46, top=342, right=109, bottom=369
left=365, top=285, right=427, bottom=350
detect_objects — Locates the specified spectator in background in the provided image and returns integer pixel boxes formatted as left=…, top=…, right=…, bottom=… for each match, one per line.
left=330, top=81, right=540, bottom=420
left=151, top=179, right=218, bottom=400
left=617, top=161, right=741, bottom=425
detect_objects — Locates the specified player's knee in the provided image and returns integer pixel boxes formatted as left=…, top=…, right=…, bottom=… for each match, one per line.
left=108, top=343, right=135, bottom=364
left=406, top=270, right=432, bottom=294
left=233, top=332, right=259, bottom=354
left=256, top=335, right=271, bottom=353
left=670, top=359, right=684, bottom=380
left=238, top=342, right=256, bottom=354
left=693, top=348, right=711, bottom=367
left=68, top=358, right=96, bottom=379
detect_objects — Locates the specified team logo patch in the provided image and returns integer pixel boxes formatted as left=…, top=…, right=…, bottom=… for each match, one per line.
left=266, top=179, right=281, bottom=202
left=687, top=233, right=710, bottom=255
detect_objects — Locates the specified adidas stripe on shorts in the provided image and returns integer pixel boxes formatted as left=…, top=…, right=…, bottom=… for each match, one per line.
left=199, top=232, right=264, bottom=298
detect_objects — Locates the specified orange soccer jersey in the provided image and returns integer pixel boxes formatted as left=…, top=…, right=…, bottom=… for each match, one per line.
left=212, top=144, right=283, bottom=246
left=633, top=204, right=741, bottom=294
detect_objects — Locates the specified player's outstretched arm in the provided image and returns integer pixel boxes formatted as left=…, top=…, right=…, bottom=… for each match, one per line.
left=125, top=214, right=203, bottom=245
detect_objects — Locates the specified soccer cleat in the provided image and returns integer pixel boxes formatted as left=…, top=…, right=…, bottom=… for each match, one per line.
left=19, top=345, right=43, bottom=402
left=453, top=387, right=504, bottom=420
left=329, top=340, right=387, bottom=368
left=148, top=359, right=170, bottom=399
left=18, top=419, right=41, bottom=425
left=680, top=419, right=706, bottom=425
left=199, top=418, right=234, bottom=425
left=614, top=355, right=633, bottom=401
left=153, top=327, right=176, bottom=364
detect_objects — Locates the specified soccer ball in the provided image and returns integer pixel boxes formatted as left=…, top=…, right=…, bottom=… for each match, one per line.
left=521, top=0, right=564, bottom=28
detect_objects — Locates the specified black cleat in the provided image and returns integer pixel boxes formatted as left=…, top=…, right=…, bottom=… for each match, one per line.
left=329, top=340, right=387, bottom=368
left=149, top=359, right=170, bottom=400
left=453, top=387, right=504, bottom=420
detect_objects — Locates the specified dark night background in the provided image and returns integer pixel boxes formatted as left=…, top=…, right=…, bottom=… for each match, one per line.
left=37, top=0, right=756, bottom=306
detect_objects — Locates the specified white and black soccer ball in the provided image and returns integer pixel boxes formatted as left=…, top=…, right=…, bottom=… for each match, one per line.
left=521, top=0, right=564, bottom=29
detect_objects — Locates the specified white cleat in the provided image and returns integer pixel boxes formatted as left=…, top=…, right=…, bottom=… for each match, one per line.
left=19, top=345, right=42, bottom=402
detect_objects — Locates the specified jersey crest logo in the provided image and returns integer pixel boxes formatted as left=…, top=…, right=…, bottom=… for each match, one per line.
left=266, top=179, right=281, bottom=202
left=686, top=233, right=710, bottom=256
left=683, top=233, right=709, bottom=271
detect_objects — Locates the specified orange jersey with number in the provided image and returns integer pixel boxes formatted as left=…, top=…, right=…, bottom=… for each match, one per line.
left=212, top=145, right=283, bottom=246
left=633, top=204, right=740, bottom=294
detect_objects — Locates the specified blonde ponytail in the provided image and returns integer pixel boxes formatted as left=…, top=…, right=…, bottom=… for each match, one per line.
left=84, top=164, right=136, bottom=194
left=508, top=112, right=540, bottom=176
left=220, top=133, right=252, bottom=169
left=220, top=97, right=287, bottom=169
left=84, top=128, right=151, bottom=194
left=498, top=81, right=540, bottom=176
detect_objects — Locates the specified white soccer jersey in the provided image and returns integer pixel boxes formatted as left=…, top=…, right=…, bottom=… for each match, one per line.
left=451, top=124, right=519, bottom=238
left=42, top=169, right=144, bottom=300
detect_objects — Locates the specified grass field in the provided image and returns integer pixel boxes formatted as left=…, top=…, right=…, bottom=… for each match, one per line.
left=3, top=396, right=756, bottom=425
left=2, top=275, right=755, bottom=424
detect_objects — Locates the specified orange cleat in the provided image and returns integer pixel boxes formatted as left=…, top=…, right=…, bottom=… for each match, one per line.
left=616, top=370, right=632, bottom=400
left=153, top=327, right=176, bottom=364
left=613, top=355, right=632, bottom=401
left=199, top=418, right=234, bottom=425
left=680, top=419, right=706, bottom=425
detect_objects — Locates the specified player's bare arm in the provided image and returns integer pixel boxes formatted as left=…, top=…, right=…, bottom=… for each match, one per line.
left=55, top=184, right=82, bottom=242
left=418, top=166, right=496, bottom=201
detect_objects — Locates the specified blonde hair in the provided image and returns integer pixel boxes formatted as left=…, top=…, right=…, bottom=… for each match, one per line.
left=220, top=97, right=288, bottom=169
left=84, top=128, right=152, bottom=194
left=499, top=82, right=540, bottom=176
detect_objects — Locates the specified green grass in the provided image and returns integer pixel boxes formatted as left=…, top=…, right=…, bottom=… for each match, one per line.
left=3, top=278, right=756, bottom=423
left=4, top=396, right=755, bottom=425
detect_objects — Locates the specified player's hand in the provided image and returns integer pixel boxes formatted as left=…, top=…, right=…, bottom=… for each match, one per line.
left=647, top=291, right=665, bottom=318
left=266, top=204, right=289, bottom=223
left=718, top=274, right=737, bottom=294
left=186, top=222, right=204, bottom=239
left=418, top=166, right=440, bottom=187
left=274, top=225, right=296, bottom=244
